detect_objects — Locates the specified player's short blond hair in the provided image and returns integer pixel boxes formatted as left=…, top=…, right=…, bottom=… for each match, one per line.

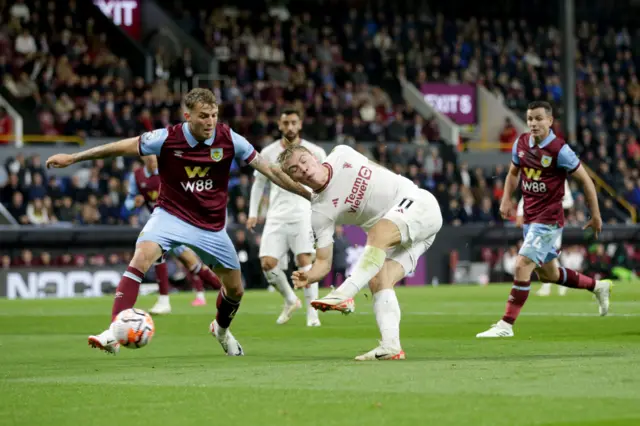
left=183, top=88, right=217, bottom=110
left=277, top=145, right=313, bottom=168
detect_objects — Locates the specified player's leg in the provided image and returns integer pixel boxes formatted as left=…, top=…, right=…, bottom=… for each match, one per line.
left=149, top=260, right=172, bottom=314
left=176, top=246, right=223, bottom=306
left=195, top=228, right=246, bottom=356
left=354, top=235, right=432, bottom=361
left=88, top=240, right=163, bottom=354
left=536, top=229, right=562, bottom=297
left=476, top=253, right=537, bottom=338
left=537, top=258, right=612, bottom=316
left=208, top=266, right=244, bottom=356
left=316, top=189, right=442, bottom=310
left=259, top=222, right=301, bottom=323
left=296, top=253, right=320, bottom=327
left=353, top=259, right=407, bottom=361
left=292, top=218, right=321, bottom=326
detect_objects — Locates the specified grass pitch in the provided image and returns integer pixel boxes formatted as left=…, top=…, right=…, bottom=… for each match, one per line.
left=1, top=283, right=640, bottom=426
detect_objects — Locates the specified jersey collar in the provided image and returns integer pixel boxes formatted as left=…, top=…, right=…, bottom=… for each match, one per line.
left=183, top=122, right=216, bottom=148
left=315, top=163, right=333, bottom=194
left=529, top=130, right=556, bottom=149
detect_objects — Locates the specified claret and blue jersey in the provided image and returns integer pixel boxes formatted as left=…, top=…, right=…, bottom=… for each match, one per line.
left=134, top=122, right=257, bottom=270
left=511, top=130, right=580, bottom=266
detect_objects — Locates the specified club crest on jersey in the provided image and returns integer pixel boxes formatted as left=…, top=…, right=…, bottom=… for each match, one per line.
left=541, top=155, right=552, bottom=168
left=210, top=148, right=223, bottom=162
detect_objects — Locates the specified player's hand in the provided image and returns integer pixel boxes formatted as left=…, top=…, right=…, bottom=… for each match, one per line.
left=292, top=270, right=310, bottom=289
left=246, top=216, right=258, bottom=231
left=499, top=199, right=514, bottom=220
left=134, top=195, right=145, bottom=208
left=46, top=154, right=74, bottom=169
left=583, top=215, right=603, bottom=239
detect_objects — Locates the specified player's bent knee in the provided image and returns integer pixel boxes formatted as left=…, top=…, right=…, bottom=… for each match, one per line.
left=217, top=268, right=244, bottom=298
left=368, top=274, right=394, bottom=294
left=131, top=242, right=162, bottom=272
left=514, top=255, right=536, bottom=278
left=367, top=219, right=402, bottom=249
left=260, top=257, right=279, bottom=272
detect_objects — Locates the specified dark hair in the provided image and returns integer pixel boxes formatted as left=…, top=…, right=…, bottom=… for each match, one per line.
left=527, top=101, right=553, bottom=116
left=280, top=107, right=302, bottom=119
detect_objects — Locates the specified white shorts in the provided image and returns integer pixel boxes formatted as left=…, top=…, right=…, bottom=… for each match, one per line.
left=382, top=188, right=443, bottom=275
left=259, top=218, right=315, bottom=266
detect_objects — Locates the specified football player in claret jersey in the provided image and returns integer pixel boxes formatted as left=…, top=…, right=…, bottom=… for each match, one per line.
left=276, top=144, right=443, bottom=360
left=247, top=108, right=326, bottom=327
left=46, top=88, right=311, bottom=355
left=516, top=180, right=574, bottom=297
left=124, top=154, right=222, bottom=314
left=477, top=101, right=612, bottom=338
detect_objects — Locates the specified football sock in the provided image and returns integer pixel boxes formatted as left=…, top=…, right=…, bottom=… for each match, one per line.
left=264, top=267, right=298, bottom=304
left=154, top=262, right=170, bottom=296
left=502, top=280, right=530, bottom=325
left=300, top=264, right=319, bottom=314
left=111, top=266, right=144, bottom=321
left=192, top=262, right=222, bottom=290
left=216, top=288, right=241, bottom=329
left=373, top=289, right=401, bottom=348
left=555, top=267, right=596, bottom=291
left=337, top=245, right=386, bottom=298
left=190, top=272, right=205, bottom=292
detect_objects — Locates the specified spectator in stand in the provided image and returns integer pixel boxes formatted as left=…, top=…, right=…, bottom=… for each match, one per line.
left=499, top=118, right=518, bottom=152
left=0, top=107, right=12, bottom=143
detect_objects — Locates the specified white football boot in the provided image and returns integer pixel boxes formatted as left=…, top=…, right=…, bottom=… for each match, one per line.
left=88, top=328, right=120, bottom=355
left=310, top=289, right=355, bottom=314
left=355, top=342, right=405, bottom=361
left=306, top=309, right=321, bottom=327
left=536, top=283, right=552, bottom=296
left=149, top=299, right=172, bottom=315
left=593, top=280, right=612, bottom=316
left=476, top=320, right=515, bottom=338
left=276, top=299, right=302, bottom=325
left=210, top=320, right=244, bottom=356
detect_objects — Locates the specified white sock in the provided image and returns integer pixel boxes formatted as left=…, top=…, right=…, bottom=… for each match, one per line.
left=300, top=264, right=319, bottom=317
left=157, top=295, right=170, bottom=304
left=373, top=289, right=401, bottom=349
left=539, top=283, right=552, bottom=292
left=264, top=268, right=298, bottom=304
left=196, top=291, right=205, bottom=300
left=336, top=245, right=386, bottom=298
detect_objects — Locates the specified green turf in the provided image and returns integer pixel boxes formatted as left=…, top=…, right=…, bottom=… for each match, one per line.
left=1, top=283, right=640, bottom=426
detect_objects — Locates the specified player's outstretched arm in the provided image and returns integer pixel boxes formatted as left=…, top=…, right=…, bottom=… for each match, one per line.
left=46, top=137, right=140, bottom=169
left=249, top=153, right=311, bottom=201
left=571, top=164, right=602, bottom=238
left=292, top=244, right=333, bottom=289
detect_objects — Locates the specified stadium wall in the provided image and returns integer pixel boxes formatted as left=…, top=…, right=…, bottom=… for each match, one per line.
left=2, top=225, right=638, bottom=298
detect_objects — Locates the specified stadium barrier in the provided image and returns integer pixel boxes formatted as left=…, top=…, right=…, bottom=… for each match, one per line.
left=2, top=224, right=637, bottom=297
left=0, top=266, right=125, bottom=300
left=0, top=134, right=85, bottom=145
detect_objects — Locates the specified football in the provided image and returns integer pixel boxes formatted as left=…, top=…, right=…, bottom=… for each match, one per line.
left=110, top=308, right=155, bottom=349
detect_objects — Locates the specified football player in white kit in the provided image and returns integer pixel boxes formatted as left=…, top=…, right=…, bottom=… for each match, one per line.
left=275, top=144, right=443, bottom=360
left=515, top=180, right=575, bottom=296
left=247, top=109, right=327, bottom=327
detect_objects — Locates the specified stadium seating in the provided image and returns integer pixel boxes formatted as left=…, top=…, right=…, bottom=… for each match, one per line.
left=1, top=4, right=639, bottom=277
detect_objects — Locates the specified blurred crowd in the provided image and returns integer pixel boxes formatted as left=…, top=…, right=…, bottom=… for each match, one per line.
left=0, top=1, right=639, bottom=279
